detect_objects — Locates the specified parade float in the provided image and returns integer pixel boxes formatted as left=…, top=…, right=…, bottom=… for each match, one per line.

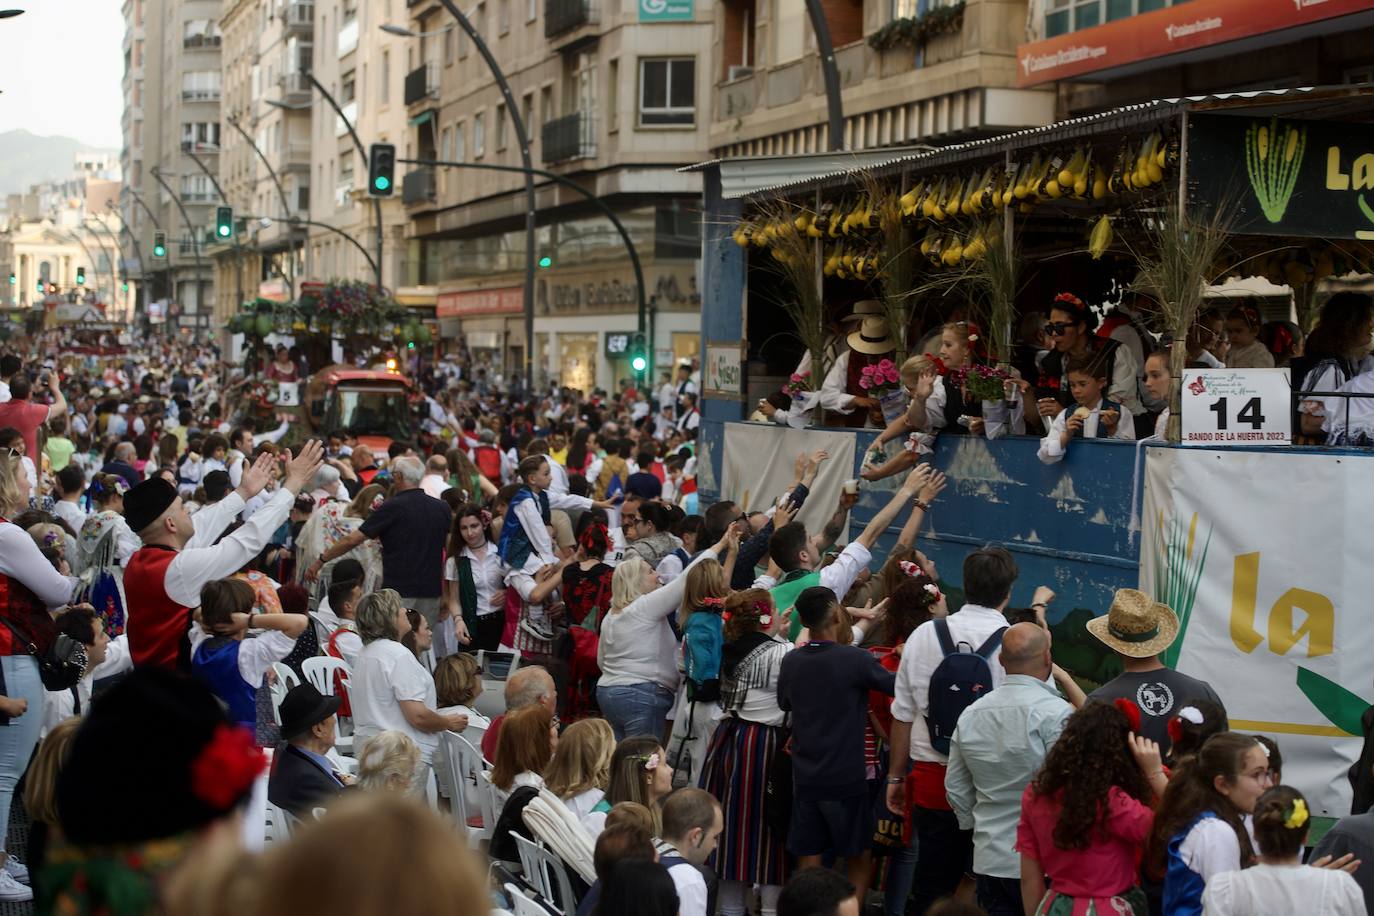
left=692, top=86, right=1374, bottom=823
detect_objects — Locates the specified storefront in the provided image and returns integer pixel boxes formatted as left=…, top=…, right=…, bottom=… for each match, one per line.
left=436, top=285, right=525, bottom=377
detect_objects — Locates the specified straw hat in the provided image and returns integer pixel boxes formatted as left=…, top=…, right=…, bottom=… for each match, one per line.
left=841, top=299, right=883, bottom=324
left=847, top=316, right=899, bottom=355
left=1086, top=588, right=1180, bottom=658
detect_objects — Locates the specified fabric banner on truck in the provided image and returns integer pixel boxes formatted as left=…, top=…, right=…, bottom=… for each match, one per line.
left=721, top=424, right=856, bottom=547
left=1141, top=447, right=1371, bottom=818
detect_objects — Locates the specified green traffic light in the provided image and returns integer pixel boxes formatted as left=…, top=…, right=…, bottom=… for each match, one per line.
left=153, top=246, right=166, bottom=257
left=217, top=225, right=231, bottom=237
left=538, top=256, right=552, bottom=269
left=374, top=176, right=391, bottom=191
left=631, top=355, right=647, bottom=372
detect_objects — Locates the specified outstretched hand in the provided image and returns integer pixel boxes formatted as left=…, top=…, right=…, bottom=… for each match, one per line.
left=236, top=451, right=279, bottom=501
left=282, top=439, right=326, bottom=496
left=900, top=463, right=934, bottom=496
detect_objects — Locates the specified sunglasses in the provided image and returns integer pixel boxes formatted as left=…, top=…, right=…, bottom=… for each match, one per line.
left=1043, top=322, right=1073, bottom=337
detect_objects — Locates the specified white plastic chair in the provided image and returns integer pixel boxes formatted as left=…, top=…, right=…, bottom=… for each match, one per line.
left=264, top=800, right=293, bottom=844
left=513, top=834, right=575, bottom=915
left=476, top=769, right=502, bottom=836
left=454, top=733, right=497, bottom=829
left=504, top=883, right=552, bottom=916
left=267, top=662, right=301, bottom=726
left=301, top=656, right=354, bottom=755
left=438, top=731, right=490, bottom=846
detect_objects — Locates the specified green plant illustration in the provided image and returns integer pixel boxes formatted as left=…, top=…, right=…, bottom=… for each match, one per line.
left=1153, top=511, right=1212, bottom=670
left=1297, top=667, right=1368, bottom=737
left=1244, top=117, right=1307, bottom=224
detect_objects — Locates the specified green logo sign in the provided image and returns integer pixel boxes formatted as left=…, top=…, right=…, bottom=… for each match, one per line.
left=1244, top=117, right=1307, bottom=224
left=639, top=0, right=692, bottom=21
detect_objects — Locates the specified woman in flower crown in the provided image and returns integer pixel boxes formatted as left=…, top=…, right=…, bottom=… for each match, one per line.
left=605, top=735, right=676, bottom=836
left=699, top=588, right=794, bottom=916
left=1203, top=785, right=1363, bottom=915
left=1036, top=292, right=1142, bottom=425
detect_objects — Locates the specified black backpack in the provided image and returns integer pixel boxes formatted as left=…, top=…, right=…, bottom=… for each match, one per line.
left=925, top=619, right=1006, bottom=755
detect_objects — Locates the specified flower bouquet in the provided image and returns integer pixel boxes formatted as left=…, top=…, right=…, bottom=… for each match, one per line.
left=861, top=359, right=908, bottom=424
left=948, top=364, right=1013, bottom=404
left=783, top=371, right=813, bottom=397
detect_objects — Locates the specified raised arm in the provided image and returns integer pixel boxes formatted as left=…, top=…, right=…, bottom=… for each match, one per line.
left=855, top=465, right=932, bottom=552
left=895, top=470, right=945, bottom=550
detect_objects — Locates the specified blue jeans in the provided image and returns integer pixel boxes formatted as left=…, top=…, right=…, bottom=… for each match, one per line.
left=883, top=835, right=919, bottom=916
left=596, top=682, right=675, bottom=742
left=0, top=656, right=42, bottom=853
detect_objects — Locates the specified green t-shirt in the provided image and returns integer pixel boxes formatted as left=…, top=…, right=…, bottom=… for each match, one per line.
left=44, top=436, right=75, bottom=471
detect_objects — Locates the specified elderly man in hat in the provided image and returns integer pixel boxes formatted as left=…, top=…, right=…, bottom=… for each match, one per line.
left=121, top=439, right=323, bottom=670
left=1087, top=588, right=1227, bottom=755
left=768, top=301, right=883, bottom=428
left=269, top=682, right=353, bottom=818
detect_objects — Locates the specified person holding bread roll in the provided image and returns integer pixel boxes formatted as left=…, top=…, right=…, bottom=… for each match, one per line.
left=1037, top=350, right=1135, bottom=464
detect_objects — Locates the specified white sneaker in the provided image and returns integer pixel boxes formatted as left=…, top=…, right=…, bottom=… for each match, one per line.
left=3, top=855, right=28, bottom=885
left=0, top=870, right=32, bottom=901
left=520, top=618, right=555, bottom=642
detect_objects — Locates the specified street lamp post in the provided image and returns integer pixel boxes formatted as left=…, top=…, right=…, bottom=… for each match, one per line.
left=122, top=190, right=163, bottom=323
left=249, top=215, right=379, bottom=282
left=382, top=7, right=537, bottom=393
left=222, top=117, right=298, bottom=300
left=149, top=166, right=208, bottom=333
left=102, top=204, right=149, bottom=320
left=81, top=221, right=121, bottom=305
left=182, top=145, right=244, bottom=308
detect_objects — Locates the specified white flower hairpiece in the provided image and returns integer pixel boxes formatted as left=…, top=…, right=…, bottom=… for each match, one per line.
left=967, top=333, right=979, bottom=343
left=643, top=752, right=660, bottom=772
left=1178, top=706, right=1204, bottom=725
left=898, top=560, right=921, bottom=578
left=758, top=614, right=772, bottom=626
left=923, top=583, right=942, bottom=600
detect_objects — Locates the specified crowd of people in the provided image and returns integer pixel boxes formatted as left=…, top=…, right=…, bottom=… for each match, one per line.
left=0, top=304, right=1370, bottom=916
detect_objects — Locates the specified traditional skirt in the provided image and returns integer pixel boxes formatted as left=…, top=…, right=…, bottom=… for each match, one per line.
left=700, top=717, right=790, bottom=886
left=1034, top=885, right=1148, bottom=916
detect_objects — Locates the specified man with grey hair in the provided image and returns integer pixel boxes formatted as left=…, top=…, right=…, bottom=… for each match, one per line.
left=305, top=453, right=453, bottom=653
left=420, top=453, right=451, bottom=499
left=480, top=665, right=557, bottom=760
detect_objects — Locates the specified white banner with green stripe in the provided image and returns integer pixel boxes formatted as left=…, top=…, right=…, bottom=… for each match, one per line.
left=1141, top=447, right=1367, bottom=823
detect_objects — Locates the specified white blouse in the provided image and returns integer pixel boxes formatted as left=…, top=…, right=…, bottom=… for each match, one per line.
left=1202, top=863, right=1365, bottom=916
left=445, top=544, right=506, bottom=618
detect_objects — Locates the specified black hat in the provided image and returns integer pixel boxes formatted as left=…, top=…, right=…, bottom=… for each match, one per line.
left=278, top=682, right=342, bottom=741
left=122, top=476, right=178, bottom=533
left=202, top=469, right=232, bottom=502
left=57, top=668, right=265, bottom=845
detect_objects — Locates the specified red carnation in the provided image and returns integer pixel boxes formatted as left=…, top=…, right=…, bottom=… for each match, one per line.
left=191, top=724, right=267, bottom=810
left=1166, top=716, right=1184, bottom=745
left=1113, top=697, right=1142, bottom=733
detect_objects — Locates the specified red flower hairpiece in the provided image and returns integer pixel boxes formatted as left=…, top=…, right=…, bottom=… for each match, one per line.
left=721, top=611, right=732, bottom=622
left=1166, top=716, right=1184, bottom=746
left=191, top=724, right=266, bottom=810
left=701, top=597, right=726, bottom=608
left=1113, top=697, right=1142, bottom=733
left=1054, top=292, right=1086, bottom=309
left=923, top=353, right=948, bottom=376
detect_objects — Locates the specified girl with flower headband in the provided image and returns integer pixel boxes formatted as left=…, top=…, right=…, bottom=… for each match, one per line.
left=1035, top=291, right=1143, bottom=426
left=699, top=588, right=793, bottom=916
left=442, top=503, right=507, bottom=653
left=1223, top=301, right=1276, bottom=370
left=1017, top=700, right=1166, bottom=916
left=605, top=735, right=675, bottom=836
left=1202, top=785, right=1364, bottom=916
left=77, top=473, right=137, bottom=638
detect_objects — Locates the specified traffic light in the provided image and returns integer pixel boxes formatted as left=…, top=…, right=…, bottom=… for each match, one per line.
left=538, top=253, right=553, bottom=269
left=121, top=282, right=129, bottom=292
left=6, top=273, right=13, bottom=286
left=630, top=332, right=647, bottom=373
left=152, top=231, right=167, bottom=259
left=215, top=206, right=234, bottom=240
left=35, top=279, right=43, bottom=293
left=367, top=143, right=396, bottom=197
left=76, top=267, right=86, bottom=286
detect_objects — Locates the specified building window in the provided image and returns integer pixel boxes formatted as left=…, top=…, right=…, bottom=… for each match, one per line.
left=528, top=0, right=537, bottom=22
left=455, top=122, right=466, bottom=162
left=181, top=70, right=221, bottom=101
left=474, top=112, right=486, bottom=157
left=496, top=103, right=508, bottom=151
left=1046, top=0, right=1174, bottom=37
left=522, top=91, right=535, bottom=139
left=443, top=27, right=454, bottom=65
left=182, top=19, right=222, bottom=48
left=341, top=70, right=357, bottom=104
left=441, top=126, right=452, bottom=162
left=181, top=122, right=221, bottom=149
left=607, top=59, right=620, bottom=131
left=638, top=58, right=694, bottom=126
left=774, top=0, right=805, bottom=64
left=655, top=206, right=700, bottom=259
left=722, top=0, right=755, bottom=79
left=499, top=0, right=511, bottom=33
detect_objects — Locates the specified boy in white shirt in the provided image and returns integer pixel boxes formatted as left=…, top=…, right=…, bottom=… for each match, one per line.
left=1038, top=351, right=1135, bottom=464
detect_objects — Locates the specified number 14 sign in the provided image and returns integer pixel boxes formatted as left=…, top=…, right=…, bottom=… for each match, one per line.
left=1180, top=369, right=1291, bottom=446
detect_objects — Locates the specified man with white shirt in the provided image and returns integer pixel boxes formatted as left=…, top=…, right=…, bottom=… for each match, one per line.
left=658, top=788, right=723, bottom=916
left=885, top=545, right=1018, bottom=915
left=756, top=464, right=932, bottom=641
left=0, top=355, right=18, bottom=403
left=52, top=466, right=88, bottom=533
left=676, top=393, right=701, bottom=434
left=420, top=454, right=452, bottom=499
left=44, top=606, right=133, bottom=736
left=656, top=372, right=677, bottom=421
left=121, top=439, right=324, bottom=671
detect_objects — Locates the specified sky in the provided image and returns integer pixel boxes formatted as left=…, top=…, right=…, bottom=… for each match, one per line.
left=0, top=0, right=125, bottom=148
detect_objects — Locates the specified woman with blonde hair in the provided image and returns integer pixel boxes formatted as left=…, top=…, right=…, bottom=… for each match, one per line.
left=255, top=794, right=489, bottom=916
left=597, top=526, right=736, bottom=741
left=357, top=730, right=423, bottom=793
left=351, top=589, right=467, bottom=781
left=544, top=717, right=616, bottom=831
left=23, top=717, right=80, bottom=900
left=666, top=558, right=730, bottom=788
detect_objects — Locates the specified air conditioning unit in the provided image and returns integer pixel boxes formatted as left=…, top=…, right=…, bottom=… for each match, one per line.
left=727, top=65, right=753, bottom=81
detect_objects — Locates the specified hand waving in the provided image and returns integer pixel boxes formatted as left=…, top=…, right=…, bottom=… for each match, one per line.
left=282, top=439, right=326, bottom=496
left=236, top=451, right=278, bottom=501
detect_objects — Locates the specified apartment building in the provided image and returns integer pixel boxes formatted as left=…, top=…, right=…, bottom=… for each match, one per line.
left=303, top=1, right=410, bottom=294
left=397, top=0, right=710, bottom=392
left=120, top=0, right=223, bottom=330
left=705, top=0, right=1055, bottom=157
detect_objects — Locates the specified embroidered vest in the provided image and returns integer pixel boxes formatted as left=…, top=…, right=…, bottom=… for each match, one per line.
left=191, top=637, right=258, bottom=728
left=124, top=545, right=194, bottom=671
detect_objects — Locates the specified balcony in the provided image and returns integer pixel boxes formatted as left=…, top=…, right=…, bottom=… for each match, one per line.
left=403, top=167, right=437, bottom=205
left=545, top=0, right=596, bottom=38
left=179, top=190, right=215, bottom=204
left=282, top=140, right=312, bottom=171
left=180, top=141, right=220, bottom=155
left=181, top=88, right=221, bottom=102
left=334, top=182, right=355, bottom=209
left=281, top=0, right=314, bottom=33
left=280, top=71, right=311, bottom=104
left=336, top=100, right=358, bottom=138
left=183, top=33, right=222, bottom=50
left=404, top=63, right=437, bottom=107
left=541, top=111, right=596, bottom=164
left=337, top=17, right=358, bottom=56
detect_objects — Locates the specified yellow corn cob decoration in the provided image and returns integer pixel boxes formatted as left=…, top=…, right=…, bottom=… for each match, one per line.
left=1088, top=215, right=1113, bottom=260
left=1257, top=126, right=1269, bottom=160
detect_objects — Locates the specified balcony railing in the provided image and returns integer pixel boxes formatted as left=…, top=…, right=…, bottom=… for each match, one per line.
left=541, top=111, right=596, bottom=164
left=282, top=0, right=314, bottom=32
left=403, top=167, right=437, bottom=205
left=181, top=88, right=221, bottom=102
left=404, top=63, right=437, bottom=106
left=337, top=17, right=358, bottom=56
left=545, top=0, right=595, bottom=37
left=280, top=71, right=311, bottom=102
left=183, top=34, right=222, bottom=49
left=179, top=190, right=216, bottom=204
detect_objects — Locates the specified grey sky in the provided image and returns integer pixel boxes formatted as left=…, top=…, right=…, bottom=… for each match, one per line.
left=0, top=0, right=124, bottom=148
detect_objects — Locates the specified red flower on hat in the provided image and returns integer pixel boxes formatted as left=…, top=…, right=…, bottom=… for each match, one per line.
left=1113, top=698, right=1142, bottom=733
left=1167, top=716, right=1184, bottom=746
left=191, top=724, right=266, bottom=810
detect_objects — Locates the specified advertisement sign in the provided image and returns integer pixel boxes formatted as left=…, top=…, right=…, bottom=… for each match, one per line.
left=1016, top=0, right=1373, bottom=87
left=1180, top=368, right=1291, bottom=445
left=1142, top=447, right=1374, bottom=818
left=702, top=340, right=743, bottom=399
left=1187, top=113, right=1374, bottom=239
left=436, top=287, right=523, bottom=318
left=639, top=0, right=692, bottom=21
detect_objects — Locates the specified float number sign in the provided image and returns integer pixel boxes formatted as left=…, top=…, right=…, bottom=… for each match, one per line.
left=1180, top=369, right=1291, bottom=446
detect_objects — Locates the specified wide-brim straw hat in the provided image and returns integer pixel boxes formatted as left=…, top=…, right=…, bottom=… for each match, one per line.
left=847, top=316, right=899, bottom=355
left=841, top=299, right=883, bottom=324
left=1086, top=588, right=1180, bottom=658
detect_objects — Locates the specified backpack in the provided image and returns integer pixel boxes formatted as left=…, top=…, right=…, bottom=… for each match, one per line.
left=925, top=618, right=1005, bottom=755
left=473, top=445, right=502, bottom=481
